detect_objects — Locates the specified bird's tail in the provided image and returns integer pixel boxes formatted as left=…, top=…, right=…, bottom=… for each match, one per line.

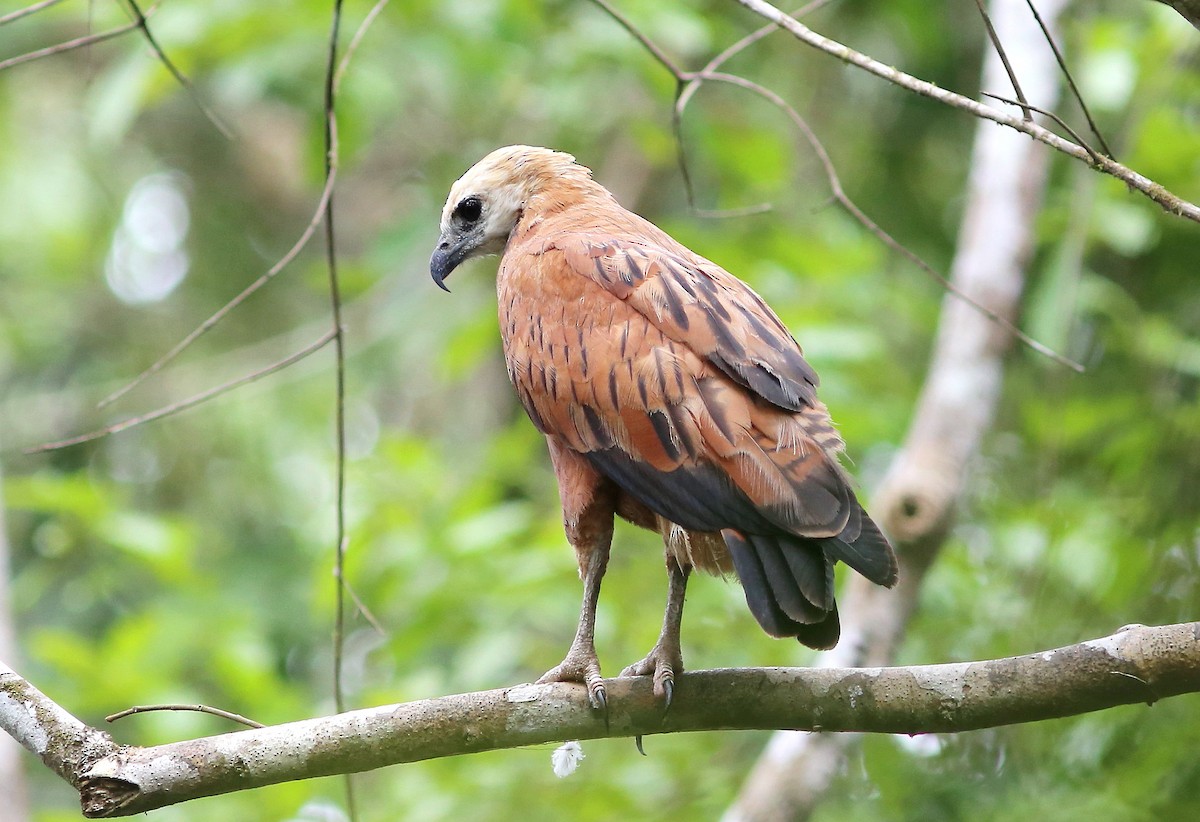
left=722, top=529, right=841, bottom=650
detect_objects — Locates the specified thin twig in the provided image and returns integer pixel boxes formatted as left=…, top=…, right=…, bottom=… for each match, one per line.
left=118, top=0, right=233, bottom=139
left=673, top=1, right=832, bottom=216
left=0, top=20, right=139, bottom=72
left=587, top=0, right=685, bottom=77
left=728, top=0, right=1200, bottom=223
left=0, top=0, right=66, bottom=27
left=344, top=575, right=388, bottom=637
left=26, top=331, right=337, bottom=453
left=97, top=169, right=339, bottom=409
left=973, top=0, right=1032, bottom=120
left=106, top=704, right=265, bottom=729
left=325, top=0, right=347, bottom=719
left=702, top=70, right=1086, bottom=372
left=333, top=0, right=392, bottom=93
left=1022, top=0, right=1114, bottom=159
left=982, top=91, right=1101, bottom=164
left=322, top=2, right=357, bottom=819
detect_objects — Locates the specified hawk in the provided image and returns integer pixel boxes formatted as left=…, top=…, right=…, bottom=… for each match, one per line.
left=431, top=146, right=896, bottom=710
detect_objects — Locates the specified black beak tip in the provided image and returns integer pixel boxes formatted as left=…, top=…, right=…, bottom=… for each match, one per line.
left=430, top=241, right=459, bottom=293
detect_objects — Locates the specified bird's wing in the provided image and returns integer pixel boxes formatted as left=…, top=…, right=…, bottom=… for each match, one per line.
left=555, top=235, right=820, bottom=412
left=501, top=230, right=853, bottom=541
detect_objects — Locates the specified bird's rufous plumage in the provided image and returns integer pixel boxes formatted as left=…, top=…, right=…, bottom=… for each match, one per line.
left=432, top=146, right=896, bottom=709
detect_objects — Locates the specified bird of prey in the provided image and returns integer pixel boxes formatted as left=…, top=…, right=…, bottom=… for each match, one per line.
left=431, top=146, right=897, bottom=710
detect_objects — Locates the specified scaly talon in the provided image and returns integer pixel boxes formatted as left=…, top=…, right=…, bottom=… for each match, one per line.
left=622, top=641, right=682, bottom=710
left=539, top=643, right=608, bottom=713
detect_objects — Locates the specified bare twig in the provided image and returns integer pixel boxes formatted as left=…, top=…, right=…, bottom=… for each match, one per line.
left=729, top=0, right=1200, bottom=223
left=1150, top=0, right=1200, bottom=29
left=0, top=20, right=140, bottom=72
left=118, top=0, right=233, bottom=139
left=701, top=70, right=1084, bottom=372
left=27, top=330, right=337, bottom=453
left=973, top=0, right=1032, bottom=120
left=0, top=0, right=66, bottom=27
left=1022, top=0, right=1114, bottom=159
left=106, top=705, right=265, bottom=730
left=320, top=2, right=357, bottom=819
left=982, top=91, right=1101, bottom=164
left=671, top=1, right=831, bottom=216
left=2, top=624, right=1198, bottom=816
left=333, top=0, right=392, bottom=92
left=97, top=168, right=339, bottom=409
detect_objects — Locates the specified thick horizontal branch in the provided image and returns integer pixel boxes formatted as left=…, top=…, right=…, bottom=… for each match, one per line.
left=1, top=623, right=1197, bottom=816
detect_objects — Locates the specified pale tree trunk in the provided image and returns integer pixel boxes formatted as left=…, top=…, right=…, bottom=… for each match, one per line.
left=0, top=455, right=32, bottom=822
left=722, top=1, right=1070, bottom=819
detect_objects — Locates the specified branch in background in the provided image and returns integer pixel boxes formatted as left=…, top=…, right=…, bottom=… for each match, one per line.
left=972, top=0, right=1032, bottom=120
left=1151, top=0, right=1200, bottom=28
left=1, top=624, right=1197, bottom=817
left=319, top=0, right=358, bottom=817
left=1021, top=0, right=1114, bottom=159
left=27, top=330, right=337, bottom=453
left=724, top=1, right=1069, bottom=818
left=0, top=0, right=66, bottom=27
left=97, top=170, right=339, bottom=410
left=728, top=0, right=1200, bottom=223
left=106, top=704, right=264, bottom=730
left=0, top=19, right=140, bottom=72
left=0, top=459, right=31, bottom=822
left=119, top=0, right=233, bottom=139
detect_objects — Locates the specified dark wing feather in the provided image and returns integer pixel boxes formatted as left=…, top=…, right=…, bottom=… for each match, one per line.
left=559, top=238, right=819, bottom=412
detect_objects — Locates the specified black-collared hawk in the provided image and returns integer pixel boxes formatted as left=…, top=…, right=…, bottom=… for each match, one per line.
left=431, top=145, right=896, bottom=710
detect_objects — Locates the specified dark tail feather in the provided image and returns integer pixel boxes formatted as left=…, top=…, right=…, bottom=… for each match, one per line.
left=821, top=503, right=898, bottom=587
left=794, top=601, right=840, bottom=651
left=723, top=529, right=840, bottom=649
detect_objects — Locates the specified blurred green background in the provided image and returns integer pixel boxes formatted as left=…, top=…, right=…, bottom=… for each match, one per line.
left=1, top=1, right=1197, bottom=819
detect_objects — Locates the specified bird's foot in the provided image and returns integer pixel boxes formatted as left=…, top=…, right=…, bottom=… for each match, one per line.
left=537, top=646, right=607, bottom=712
left=621, top=641, right=683, bottom=711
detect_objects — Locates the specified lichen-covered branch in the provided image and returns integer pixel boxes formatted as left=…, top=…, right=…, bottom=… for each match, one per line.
left=0, top=462, right=32, bottom=820
left=2, top=624, right=1198, bottom=817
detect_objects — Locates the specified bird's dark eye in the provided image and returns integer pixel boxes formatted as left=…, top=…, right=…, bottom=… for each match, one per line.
left=455, top=196, right=483, bottom=223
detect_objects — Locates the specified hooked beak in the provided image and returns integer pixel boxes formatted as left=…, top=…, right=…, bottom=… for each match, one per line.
left=429, top=233, right=471, bottom=293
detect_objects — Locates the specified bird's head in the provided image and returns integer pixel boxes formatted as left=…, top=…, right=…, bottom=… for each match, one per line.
left=430, top=145, right=592, bottom=291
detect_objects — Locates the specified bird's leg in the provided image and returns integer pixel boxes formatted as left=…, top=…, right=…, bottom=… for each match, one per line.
left=536, top=533, right=611, bottom=711
left=537, top=439, right=617, bottom=711
left=621, top=556, right=691, bottom=710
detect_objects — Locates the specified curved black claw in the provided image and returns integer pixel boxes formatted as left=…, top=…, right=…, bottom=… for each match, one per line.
left=635, top=735, right=647, bottom=756
left=621, top=643, right=680, bottom=712
left=589, top=681, right=608, bottom=714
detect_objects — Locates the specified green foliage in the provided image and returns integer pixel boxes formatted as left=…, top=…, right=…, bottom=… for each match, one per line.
left=0, top=1, right=1197, bottom=820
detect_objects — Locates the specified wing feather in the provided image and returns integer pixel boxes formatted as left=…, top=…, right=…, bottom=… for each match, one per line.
left=559, top=239, right=820, bottom=412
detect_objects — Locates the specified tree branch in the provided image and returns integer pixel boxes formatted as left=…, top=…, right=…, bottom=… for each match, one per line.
left=729, top=0, right=1200, bottom=224
left=1152, top=0, right=1200, bottom=29
left=2, top=624, right=1198, bottom=817
left=0, top=458, right=31, bottom=820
